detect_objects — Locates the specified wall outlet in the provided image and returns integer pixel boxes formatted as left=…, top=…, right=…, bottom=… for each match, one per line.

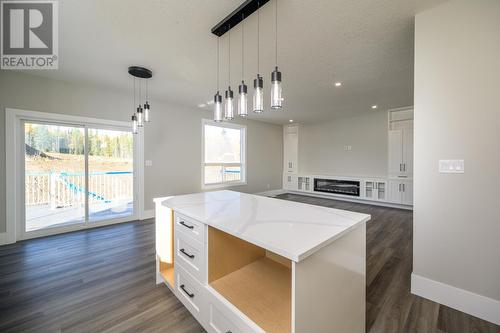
left=439, top=159, right=464, bottom=173
left=145, top=160, right=153, bottom=167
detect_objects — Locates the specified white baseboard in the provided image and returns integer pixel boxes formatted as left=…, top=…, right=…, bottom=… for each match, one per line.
left=254, top=189, right=287, bottom=197
left=141, top=209, right=155, bottom=220
left=411, top=273, right=500, bottom=325
left=0, top=232, right=15, bottom=246
left=287, top=190, right=413, bottom=210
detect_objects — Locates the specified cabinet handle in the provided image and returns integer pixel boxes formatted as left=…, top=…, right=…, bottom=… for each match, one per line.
left=180, top=221, right=194, bottom=229
left=399, top=184, right=402, bottom=192
left=403, top=163, right=406, bottom=172
left=180, top=248, right=195, bottom=259
left=180, top=284, right=195, bottom=298
left=402, top=184, right=405, bottom=192
left=400, top=163, right=403, bottom=172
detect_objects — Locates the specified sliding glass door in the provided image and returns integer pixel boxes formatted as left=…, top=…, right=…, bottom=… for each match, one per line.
left=23, top=121, right=135, bottom=236
left=88, top=128, right=134, bottom=222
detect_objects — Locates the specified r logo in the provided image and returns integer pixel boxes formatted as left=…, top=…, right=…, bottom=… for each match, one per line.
left=2, top=2, right=53, bottom=54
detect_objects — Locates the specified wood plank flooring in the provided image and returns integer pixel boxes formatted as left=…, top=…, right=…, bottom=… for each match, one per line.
left=0, top=194, right=498, bottom=332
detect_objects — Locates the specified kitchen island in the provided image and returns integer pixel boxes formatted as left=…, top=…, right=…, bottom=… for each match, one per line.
left=154, top=190, right=370, bottom=333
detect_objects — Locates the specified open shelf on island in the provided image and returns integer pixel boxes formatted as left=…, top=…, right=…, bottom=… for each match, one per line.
left=208, top=226, right=292, bottom=333
left=160, top=263, right=175, bottom=288
left=157, top=208, right=175, bottom=289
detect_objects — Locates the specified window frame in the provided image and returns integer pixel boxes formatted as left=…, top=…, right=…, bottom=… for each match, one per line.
left=201, top=118, right=247, bottom=189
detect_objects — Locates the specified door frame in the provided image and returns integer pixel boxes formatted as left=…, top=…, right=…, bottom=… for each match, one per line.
left=5, top=108, right=145, bottom=242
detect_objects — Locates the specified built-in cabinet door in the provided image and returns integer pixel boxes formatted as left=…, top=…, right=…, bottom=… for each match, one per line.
left=402, top=128, right=413, bottom=175
left=401, top=181, right=413, bottom=205
left=388, top=130, right=403, bottom=176
left=283, top=125, right=298, bottom=174
left=283, top=174, right=296, bottom=191
left=388, top=180, right=413, bottom=205
left=388, top=180, right=402, bottom=203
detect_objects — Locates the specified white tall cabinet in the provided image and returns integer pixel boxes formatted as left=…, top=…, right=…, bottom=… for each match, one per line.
left=283, top=124, right=298, bottom=174
left=387, top=107, right=414, bottom=205
left=283, top=124, right=299, bottom=190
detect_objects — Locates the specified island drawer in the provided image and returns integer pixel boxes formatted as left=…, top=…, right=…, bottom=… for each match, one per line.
left=175, top=231, right=206, bottom=283
left=175, top=212, right=205, bottom=244
left=176, top=264, right=207, bottom=325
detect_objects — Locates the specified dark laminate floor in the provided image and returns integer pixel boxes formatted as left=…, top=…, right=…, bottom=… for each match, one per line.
left=0, top=194, right=498, bottom=333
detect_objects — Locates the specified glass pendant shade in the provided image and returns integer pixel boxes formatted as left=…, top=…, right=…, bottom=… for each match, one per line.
left=213, top=92, right=223, bottom=122
left=136, top=106, right=144, bottom=127
left=238, top=81, right=248, bottom=117
left=143, top=101, right=151, bottom=122
left=224, top=87, right=234, bottom=120
left=271, top=67, right=282, bottom=109
left=132, top=114, right=138, bottom=134
left=253, top=75, right=264, bottom=113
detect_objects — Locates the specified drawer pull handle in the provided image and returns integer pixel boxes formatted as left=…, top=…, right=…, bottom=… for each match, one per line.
left=180, top=284, right=195, bottom=298
left=180, top=221, right=194, bottom=229
left=180, top=248, right=195, bottom=259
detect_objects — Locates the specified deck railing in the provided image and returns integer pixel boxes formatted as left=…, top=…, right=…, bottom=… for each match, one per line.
left=25, top=171, right=133, bottom=208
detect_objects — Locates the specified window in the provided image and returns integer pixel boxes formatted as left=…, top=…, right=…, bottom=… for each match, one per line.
left=202, top=119, right=246, bottom=188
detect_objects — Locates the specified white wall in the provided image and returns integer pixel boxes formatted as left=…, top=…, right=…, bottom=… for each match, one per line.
left=298, top=111, right=388, bottom=177
left=413, top=0, right=500, bottom=323
left=0, top=71, right=283, bottom=233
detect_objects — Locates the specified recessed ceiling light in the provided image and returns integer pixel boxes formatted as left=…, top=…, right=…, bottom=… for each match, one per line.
left=334, top=82, right=342, bottom=87
left=198, top=103, right=206, bottom=108
left=371, top=105, right=378, bottom=109
left=206, top=100, right=214, bottom=105
left=289, top=119, right=294, bottom=123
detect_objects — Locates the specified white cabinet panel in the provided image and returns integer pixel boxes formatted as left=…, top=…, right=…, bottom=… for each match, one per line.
left=401, top=181, right=413, bottom=205
left=388, top=180, right=413, bottom=205
left=402, top=128, right=413, bottom=175
left=388, top=130, right=403, bottom=176
left=389, top=128, right=413, bottom=177
left=283, top=125, right=298, bottom=174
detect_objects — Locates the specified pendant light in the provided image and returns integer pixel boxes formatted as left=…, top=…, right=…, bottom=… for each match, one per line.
left=131, top=114, right=138, bottom=134
left=271, top=0, right=282, bottom=110
left=128, top=66, right=152, bottom=133
left=144, top=80, right=151, bottom=122
left=253, top=2, right=264, bottom=113
left=238, top=14, right=248, bottom=117
left=225, top=26, right=235, bottom=120
left=214, top=37, right=223, bottom=122
left=136, top=78, right=144, bottom=127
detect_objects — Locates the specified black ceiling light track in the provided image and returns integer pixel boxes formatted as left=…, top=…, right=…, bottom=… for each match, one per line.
left=211, top=0, right=270, bottom=37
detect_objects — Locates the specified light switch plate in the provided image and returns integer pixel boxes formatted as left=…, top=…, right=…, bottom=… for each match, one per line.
left=439, top=159, right=464, bottom=173
left=145, top=160, right=153, bottom=167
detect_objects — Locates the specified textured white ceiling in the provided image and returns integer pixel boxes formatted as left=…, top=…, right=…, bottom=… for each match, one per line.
left=15, top=0, right=447, bottom=124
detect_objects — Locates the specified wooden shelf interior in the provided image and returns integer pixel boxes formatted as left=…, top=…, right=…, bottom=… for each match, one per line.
left=158, top=210, right=175, bottom=288
left=160, top=263, right=174, bottom=288
left=208, top=227, right=291, bottom=333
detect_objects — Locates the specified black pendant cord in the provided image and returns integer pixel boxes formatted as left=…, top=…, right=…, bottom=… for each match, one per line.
left=275, top=0, right=278, bottom=66
left=217, top=37, right=220, bottom=92
left=228, top=25, right=231, bottom=87
left=257, top=2, right=260, bottom=74
left=241, top=14, right=244, bottom=81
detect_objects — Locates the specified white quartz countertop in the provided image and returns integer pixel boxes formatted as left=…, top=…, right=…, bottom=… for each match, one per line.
left=155, top=190, right=370, bottom=262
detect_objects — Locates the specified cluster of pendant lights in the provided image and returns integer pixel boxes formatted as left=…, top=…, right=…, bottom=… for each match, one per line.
left=213, top=0, right=282, bottom=122
left=130, top=68, right=152, bottom=134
